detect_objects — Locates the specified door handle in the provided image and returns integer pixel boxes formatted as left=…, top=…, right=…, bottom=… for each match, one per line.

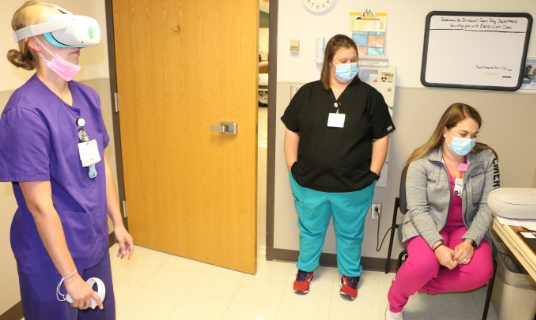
left=210, top=122, right=238, bottom=135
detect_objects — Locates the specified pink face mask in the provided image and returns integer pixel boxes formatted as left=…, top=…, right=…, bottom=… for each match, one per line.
left=36, top=38, right=81, bottom=81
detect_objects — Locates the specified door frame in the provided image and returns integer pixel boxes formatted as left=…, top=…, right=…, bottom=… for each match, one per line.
left=265, top=0, right=278, bottom=260
left=104, top=0, right=127, bottom=230
left=104, top=0, right=279, bottom=253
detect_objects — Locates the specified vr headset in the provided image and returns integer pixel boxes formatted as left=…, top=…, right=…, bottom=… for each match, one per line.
left=13, top=4, right=100, bottom=48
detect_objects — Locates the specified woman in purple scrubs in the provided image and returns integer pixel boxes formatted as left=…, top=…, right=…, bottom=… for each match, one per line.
left=0, top=2, right=134, bottom=319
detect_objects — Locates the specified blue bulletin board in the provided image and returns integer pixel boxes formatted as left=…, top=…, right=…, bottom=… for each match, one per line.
left=421, top=11, right=533, bottom=91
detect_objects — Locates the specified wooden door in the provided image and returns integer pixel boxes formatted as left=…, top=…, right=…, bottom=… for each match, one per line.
left=112, top=0, right=258, bottom=273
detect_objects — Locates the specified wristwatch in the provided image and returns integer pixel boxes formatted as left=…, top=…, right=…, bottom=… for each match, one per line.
left=465, top=239, right=477, bottom=248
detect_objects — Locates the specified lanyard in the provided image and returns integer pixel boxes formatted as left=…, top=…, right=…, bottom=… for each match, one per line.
left=76, top=117, right=90, bottom=142
left=76, top=117, right=98, bottom=178
left=443, top=156, right=468, bottom=180
left=458, top=163, right=468, bottom=180
left=333, top=102, right=341, bottom=114
left=327, top=102, right=345, bottom=128
left=444, top=156, right=467, bottom=197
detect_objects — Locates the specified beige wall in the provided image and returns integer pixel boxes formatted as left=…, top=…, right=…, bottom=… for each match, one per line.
left=276, top=0, right=536, bottom=87
left=0, top=0, right=110, bottom=315
left=533, top=165, right=536, bottom=188
left=273, top=0, right=536, bottom=260
left=0, top=91, right=21, bottom=315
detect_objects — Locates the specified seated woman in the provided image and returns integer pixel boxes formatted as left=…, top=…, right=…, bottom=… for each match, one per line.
left=385, top=103, right=499, bottom=320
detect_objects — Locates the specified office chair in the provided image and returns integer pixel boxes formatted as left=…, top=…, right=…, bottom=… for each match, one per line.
left=385, top=197, right=407, bottom=274
left=384, top=176, right=497, bottom=320
left=385, top=175, right=408, bottom=274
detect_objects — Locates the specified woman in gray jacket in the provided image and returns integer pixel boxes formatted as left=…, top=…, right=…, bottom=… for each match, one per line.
left=386, top=103, right=499, bottom=320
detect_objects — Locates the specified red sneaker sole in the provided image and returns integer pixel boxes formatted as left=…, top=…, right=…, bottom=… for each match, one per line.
left=293, top=289, right=310, bottom=294
left=339, top=291, right=357, bottom=300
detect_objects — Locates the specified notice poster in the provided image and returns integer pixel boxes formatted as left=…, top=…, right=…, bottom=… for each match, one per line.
left=520, top=56, right=536, bottom=91
left=350, top=12, right=387, bottom=57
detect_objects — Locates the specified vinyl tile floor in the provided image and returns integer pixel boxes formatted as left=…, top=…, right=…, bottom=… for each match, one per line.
left=109, top=244, right=498, bottom=320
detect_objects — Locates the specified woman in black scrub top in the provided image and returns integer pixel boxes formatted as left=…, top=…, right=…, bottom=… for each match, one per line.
left=281, top=34, right=395, bottom=300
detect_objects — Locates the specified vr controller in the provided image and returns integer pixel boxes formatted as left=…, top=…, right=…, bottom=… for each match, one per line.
left=65, top=278, right=106, bottom=309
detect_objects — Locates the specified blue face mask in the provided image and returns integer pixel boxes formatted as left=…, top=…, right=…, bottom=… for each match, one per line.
left=333, top=62, right=359, bottom=82
left=447, top=132, right=476, bottom=156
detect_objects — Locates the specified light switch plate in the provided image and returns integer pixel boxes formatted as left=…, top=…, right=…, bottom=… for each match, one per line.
left=290, top=39, right=300, bottom=53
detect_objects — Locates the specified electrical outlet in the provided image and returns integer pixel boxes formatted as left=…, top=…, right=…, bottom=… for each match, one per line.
left=370, top=203, right=382, bottom=219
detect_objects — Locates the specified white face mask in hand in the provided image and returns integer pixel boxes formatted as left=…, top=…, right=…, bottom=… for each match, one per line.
left=36, top=38, right=81, bottom=81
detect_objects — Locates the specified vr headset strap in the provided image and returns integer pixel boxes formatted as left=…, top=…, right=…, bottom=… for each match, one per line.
left=13, top=4, right=73, bottom=43
left=13, top=19, right=69, bottom=42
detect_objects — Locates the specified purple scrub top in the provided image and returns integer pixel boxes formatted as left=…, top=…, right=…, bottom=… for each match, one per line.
left=0, top=74, right=110, bottom=275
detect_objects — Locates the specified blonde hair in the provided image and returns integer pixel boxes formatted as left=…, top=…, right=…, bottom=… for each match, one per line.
left=320, top=34, right=359, bottom=90
left=402, top=103, right=498, bottom=178
left=7, top=1, right=60, bottom=70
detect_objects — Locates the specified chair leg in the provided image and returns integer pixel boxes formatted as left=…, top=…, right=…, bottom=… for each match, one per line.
left=396, top=250, right=407, bottom=272
left=385, top=198, right=400, bottom=274
left=385, top=227, right=395, bottom=274
left=482, top=259, right=497, bottom=320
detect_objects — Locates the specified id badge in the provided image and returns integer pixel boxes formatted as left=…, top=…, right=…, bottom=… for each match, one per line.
left=453, top=178, right=463, bottom=197
left=78, top=140, right=102, bottom=167
left=327, top=113, right=345, bottom=128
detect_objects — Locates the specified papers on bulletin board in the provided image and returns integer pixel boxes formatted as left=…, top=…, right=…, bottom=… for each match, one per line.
left=350, top=11, right=388, bottom=57
left=519, top=56, right=536, bottom=91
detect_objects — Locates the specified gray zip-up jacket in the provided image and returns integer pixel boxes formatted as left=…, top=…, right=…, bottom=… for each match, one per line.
left=401, top=148, right=500, bottom=248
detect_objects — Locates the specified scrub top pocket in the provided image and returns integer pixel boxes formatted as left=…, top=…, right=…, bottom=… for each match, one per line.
left=56, top=209, right=95, bottom=261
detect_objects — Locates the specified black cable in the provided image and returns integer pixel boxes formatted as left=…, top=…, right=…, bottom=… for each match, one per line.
left=375, top=207, right=394, bottom=252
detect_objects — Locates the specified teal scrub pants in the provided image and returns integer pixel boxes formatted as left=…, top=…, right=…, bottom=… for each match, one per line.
left=289, top=173, right=375, bottom=277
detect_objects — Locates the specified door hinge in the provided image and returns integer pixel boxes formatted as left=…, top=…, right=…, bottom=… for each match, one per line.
left=122, top=200, right=128, bottom=218
left=114, top=92, right=119, bottom=113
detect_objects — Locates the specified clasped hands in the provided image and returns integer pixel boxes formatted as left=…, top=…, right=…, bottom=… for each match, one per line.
left=433, top=240, right=474, bottom=270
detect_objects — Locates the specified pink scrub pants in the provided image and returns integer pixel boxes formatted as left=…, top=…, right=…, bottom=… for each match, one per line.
left=387, top=226, right=493, bottom=313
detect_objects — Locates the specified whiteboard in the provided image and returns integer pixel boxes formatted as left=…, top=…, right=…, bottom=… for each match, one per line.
left=421, top=11, right=533, bottom=91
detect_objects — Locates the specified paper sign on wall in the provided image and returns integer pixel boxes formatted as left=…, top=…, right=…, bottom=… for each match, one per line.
left=350, top=11, right=388, bottom=57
